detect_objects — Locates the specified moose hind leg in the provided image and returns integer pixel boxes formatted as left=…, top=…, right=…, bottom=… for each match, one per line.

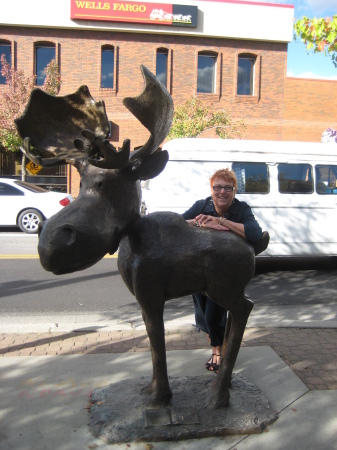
left=210, top=294, right=254, bottom=409
left=220, top=311, right=232, bottom=367
left=140, top=302, right=172, bottom=407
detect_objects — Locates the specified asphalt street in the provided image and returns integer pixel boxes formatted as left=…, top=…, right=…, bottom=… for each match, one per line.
left=1, top=231, right=337, bottom=331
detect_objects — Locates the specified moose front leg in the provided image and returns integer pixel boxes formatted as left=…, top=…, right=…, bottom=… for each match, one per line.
left=209, top=295, right=254, bottom=409
left=140, top=301, right=172, bottom=407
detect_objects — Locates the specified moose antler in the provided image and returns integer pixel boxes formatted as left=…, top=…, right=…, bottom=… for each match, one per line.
left=15, top=66, right=174, bottom=169
left=15, top=85, right=110, bottom=167
left=124, top=65, right=173, bottom=165
left=75, top=65, right=173, bottom=169
left=73, top=129, right=131, bottom=169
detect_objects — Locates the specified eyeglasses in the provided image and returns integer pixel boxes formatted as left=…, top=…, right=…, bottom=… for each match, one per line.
left=212, top=185, right=235, bottom=192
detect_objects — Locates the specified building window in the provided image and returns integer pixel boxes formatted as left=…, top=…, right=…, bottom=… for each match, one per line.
left=0, top=42, right=11, bottom=85
left=35, top=44, right=56, bottom=86
left=156, top=49, right=168, bottom=88
left=278, top=163, right=313, bottom=194
left=101, top=47, right=114, bottom=88
left=197, top=54, right=216, bottom=93
left=237, top=55, right=255, bottom=95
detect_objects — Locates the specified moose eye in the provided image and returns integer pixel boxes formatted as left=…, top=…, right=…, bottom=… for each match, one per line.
left=97, top=181, right=103, bottom=189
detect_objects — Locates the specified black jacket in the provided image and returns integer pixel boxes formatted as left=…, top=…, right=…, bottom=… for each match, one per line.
left=182, top=196, right=262, bottom=244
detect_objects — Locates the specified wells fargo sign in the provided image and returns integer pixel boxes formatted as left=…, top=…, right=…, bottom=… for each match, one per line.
left=70, top=0, right=198, bottom=27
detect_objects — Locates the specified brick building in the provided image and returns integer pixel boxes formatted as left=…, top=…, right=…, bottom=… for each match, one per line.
left=1, top=0, right=336, bottom=196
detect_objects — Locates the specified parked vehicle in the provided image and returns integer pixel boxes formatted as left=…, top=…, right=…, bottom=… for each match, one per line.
left=0, top=178, right=73, bottom=234
left=141, top=138, right=337, bottom=257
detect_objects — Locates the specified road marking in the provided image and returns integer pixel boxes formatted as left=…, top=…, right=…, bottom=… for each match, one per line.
left=0, top=254, right=40, bottom=259
left=0, top=254, right=118, bottom=259
left=0, top=234, right=38, bottom=237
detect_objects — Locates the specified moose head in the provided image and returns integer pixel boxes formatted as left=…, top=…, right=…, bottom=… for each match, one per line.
left=15, top=66, right=173, bottom=274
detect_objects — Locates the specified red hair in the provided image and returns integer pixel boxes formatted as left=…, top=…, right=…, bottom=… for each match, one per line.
left=210, top=168, right=237, bottom=191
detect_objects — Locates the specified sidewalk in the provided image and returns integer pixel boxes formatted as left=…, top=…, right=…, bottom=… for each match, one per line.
left=1, top=296, right=337, bottom=448
left=0, top=325, right=336, bottom=450
left=1, top=325, right=337, bottom=390
left=2, top=246, right=337, bottom=447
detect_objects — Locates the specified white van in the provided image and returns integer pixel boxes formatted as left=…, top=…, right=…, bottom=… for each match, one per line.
left=141, top=138, right=337, bottom=257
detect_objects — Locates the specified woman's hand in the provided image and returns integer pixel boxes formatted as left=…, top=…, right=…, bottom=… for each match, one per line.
left=194, top=214, right=246, bottom=239
left=194, top=215, right=230, bottom=231
left=187, top=215, right=246, bottom=239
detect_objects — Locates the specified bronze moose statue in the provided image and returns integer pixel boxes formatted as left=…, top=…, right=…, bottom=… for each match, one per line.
left=15, top=66, right=266, bottom=409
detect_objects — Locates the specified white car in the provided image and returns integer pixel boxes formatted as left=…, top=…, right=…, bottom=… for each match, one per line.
left=0, top=178, right=73, bottom=234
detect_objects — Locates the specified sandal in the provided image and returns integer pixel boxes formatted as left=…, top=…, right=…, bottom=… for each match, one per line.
left=206, top=354, right=221, bottom=373
left=205, top=354, right=216, bottom=370
left=212, top=354, right=221, bottom=374
left=214, top=354, right=221, bottom=373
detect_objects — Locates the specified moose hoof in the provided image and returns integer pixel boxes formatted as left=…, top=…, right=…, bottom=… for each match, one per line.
left=206, top=392, right=230, bottom=409
left=141, top=382, right=154, bottom=395
left=147, top=390, right=172, bottom=408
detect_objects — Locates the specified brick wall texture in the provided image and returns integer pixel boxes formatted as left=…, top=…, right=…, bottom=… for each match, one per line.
left=1, top=25, right=337, bottom=196
left=283, top=77, right=337, bottom=142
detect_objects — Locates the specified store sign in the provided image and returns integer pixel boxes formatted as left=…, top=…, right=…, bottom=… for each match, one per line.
left=70, top=1, right=198, bottom=27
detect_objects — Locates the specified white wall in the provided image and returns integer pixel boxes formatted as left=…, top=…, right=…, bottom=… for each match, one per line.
left=1, top=0, right=294, bottom=43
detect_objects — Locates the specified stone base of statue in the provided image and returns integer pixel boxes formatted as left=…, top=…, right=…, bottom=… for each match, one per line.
left=89, top=374, right=277, bottom=443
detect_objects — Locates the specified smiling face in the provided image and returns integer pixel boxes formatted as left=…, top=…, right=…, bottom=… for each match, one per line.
left=211, top=176, right=236, bottom=216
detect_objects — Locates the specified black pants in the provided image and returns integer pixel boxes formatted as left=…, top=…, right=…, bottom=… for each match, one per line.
left=193, top=292, right=227, bottom=347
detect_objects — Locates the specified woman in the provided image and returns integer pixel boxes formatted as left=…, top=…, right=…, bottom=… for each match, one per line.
left=182, top=168, right=262, bottom=372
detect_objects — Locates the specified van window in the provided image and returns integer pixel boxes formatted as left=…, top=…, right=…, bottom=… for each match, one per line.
left=278, top=163, right=313, bottom=194
left=316, top=165, right=337, bottom=194
left=232, top=162, right=269, bottom=193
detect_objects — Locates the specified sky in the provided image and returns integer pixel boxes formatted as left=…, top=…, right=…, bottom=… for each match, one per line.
left=250, top=0, right=337, bottom=80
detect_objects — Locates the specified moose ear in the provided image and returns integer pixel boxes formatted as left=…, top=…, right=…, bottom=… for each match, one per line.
left=130, top=150, right=169, bottom=181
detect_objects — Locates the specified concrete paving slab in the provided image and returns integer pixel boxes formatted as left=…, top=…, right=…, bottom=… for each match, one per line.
left=0, top=347, right=310, bottom=449
left=233, top=346, right=308, bottom=412
left=234, top=390, right=337, bottom=450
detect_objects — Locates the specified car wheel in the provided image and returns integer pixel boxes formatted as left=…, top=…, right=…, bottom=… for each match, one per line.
left=18, top=209, right=44, bottom=234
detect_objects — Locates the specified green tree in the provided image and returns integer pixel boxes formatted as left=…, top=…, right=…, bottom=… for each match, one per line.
left=43, top=59, right=62, bottom=96
left=0, top=57, right=61, bottom=153
left=167, top=97, right=245, bottom=140
left=294, top=15, right=337, bottom=67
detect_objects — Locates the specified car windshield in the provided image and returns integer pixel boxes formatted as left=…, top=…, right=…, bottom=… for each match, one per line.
left=14, top=180, right=48, bottom=193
